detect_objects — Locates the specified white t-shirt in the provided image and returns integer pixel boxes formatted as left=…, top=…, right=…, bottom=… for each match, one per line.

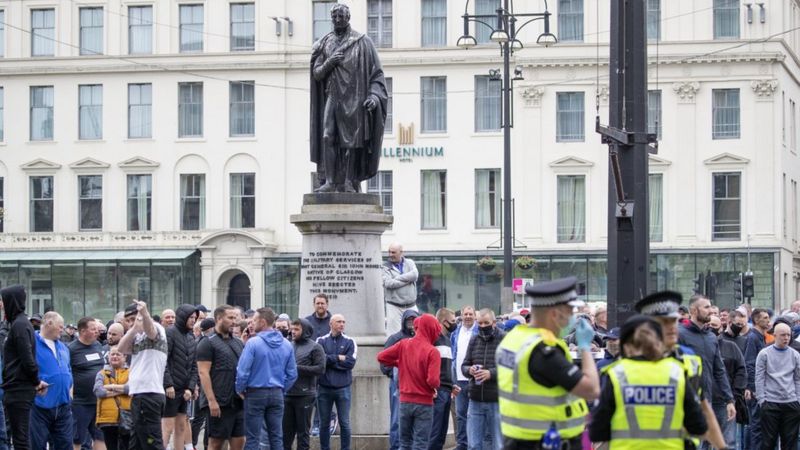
left=456, top=323, right=475, bottom=382
left=43, top=338, right=57, bottom=357
left=128, top=322, right=168, bottom=395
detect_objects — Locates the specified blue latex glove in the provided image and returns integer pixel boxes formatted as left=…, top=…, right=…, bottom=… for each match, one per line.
left=574, top=318, right=595, bottom=352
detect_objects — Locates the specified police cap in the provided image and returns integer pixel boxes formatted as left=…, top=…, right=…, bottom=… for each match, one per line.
left=634, top=290, right=682, bottom=318
left=524, top=276, right=584, bottom=307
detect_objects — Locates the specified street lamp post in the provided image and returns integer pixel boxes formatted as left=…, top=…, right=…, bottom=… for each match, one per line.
left=458, top=0, right=556, bottom=310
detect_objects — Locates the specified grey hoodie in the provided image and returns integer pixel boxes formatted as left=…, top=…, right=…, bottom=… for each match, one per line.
left=287, top=318, right=326, bottom=397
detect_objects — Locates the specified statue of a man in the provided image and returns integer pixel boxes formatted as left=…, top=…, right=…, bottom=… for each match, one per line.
left=310, top=4, right=388, bottom=193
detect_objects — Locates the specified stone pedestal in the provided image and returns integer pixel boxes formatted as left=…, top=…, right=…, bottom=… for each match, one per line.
left=290, top=193, right=393, bottom=437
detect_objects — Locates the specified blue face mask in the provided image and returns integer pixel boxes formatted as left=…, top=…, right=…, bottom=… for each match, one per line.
left=559, top=313, right=577, bottom=339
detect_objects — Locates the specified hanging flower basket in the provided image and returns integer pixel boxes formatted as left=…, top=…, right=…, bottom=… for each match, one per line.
left=515, top=256, right=536, bottom=271
left=477, top=256, right=497, bottom=272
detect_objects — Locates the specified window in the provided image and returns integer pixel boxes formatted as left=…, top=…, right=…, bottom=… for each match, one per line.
left=712, top=88, right=740, bottom=139
left=30, top=176, right=54, bottom=232
left=0, top=87, right=4, bottom=141
left=179, top=4, right=203, bottom=53
left=0, top=177, right=4, bottom=232
left=475, top=169, right=500, bottom=228
left=647, top=90, right=662, bottom=139
left=79, top=7, right=103, bottom=55
left=230, top=81, right=255, bottom=137
left=558, top=0, right=583, bottom=42
left=385, top=78, right=393, bottom=134
left=313, top=1, right=335, bottom=42
left=178, top=82, right=203, bottom=137
left=0, top=10, right=5, bottom=57
left=421, top=0, right=447, bottom=47
left=367, top=171, right=393, bottom=215
left=649, top=173, right=663, bottom=242
left=127, top=175, right=151, bottom=231
left=712, top=172, right=741, bottom=240
left=556, top=92, right=584, bottom=142
left=79, top=175, right=102, bottom=231
left=230, top=173, right=255, bottom=228
left=475, top=76, right=501, bottom=132
left=30, top=86, right=54, bottom=141
left=128, top=83, right=152, bottom=139
left=421, top=170, right=446, bottom=229
left=180, top=174, right=205, bottom=230
left=79, top=85, right=102, bottom=140
left=647, top=0, right=660, bottom=40
left=421, top=77, right=446, bottom=133
left=791, top=99, right=797, bottom=151
left=557, top=175, right=585, bottom=243
left=128, top=6, right=152, bottom=54
left=475, top=0, right=500, bottom=44
left=230, top=3, right=255, bottom=51
left=31, top=9, right=55, bottom=57
left=367, top=0, right=392, bottom=48
left=714, top=0, right=739, bottom=39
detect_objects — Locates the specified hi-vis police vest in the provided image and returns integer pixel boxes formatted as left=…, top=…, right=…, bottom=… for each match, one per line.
left=496, top=326, right=588, bottom=441
left=607, top=358, right=686, bottom=450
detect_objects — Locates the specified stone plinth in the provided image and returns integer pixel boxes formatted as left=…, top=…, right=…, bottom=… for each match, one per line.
left=290, top=193, right=393, bottom=437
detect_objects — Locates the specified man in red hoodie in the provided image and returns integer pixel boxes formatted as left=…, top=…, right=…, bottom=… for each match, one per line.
left=377, top=314, right=441, bottom=450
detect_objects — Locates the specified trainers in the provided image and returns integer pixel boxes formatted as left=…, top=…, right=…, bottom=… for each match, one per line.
left=311, top=426, right=320, bottom=437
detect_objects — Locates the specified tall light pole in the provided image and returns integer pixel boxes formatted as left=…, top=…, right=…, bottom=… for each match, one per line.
left=458, top=0, right=556, bottom=309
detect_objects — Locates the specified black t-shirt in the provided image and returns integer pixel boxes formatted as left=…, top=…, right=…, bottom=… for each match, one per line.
left=528, top=343, right=583, bottom=392
left=68, top=340, right=105, bottom=405
left=196, top=332, right=243, bottom=409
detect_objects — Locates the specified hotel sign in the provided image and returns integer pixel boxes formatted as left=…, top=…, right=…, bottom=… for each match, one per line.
left=383, top=122, right=445, bottom=162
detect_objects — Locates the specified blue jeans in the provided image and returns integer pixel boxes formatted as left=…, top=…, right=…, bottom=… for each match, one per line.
left=703, top=403, right=736, bottom=449
left=399, top=402, right=433, bottom=450
left=389, top=370, right=400, bottom=450
left=467, top=400, right=501, bottom=450
left=318, top=386, right=351, bottom=450
left=243, top=388, right=284, bottom=450
left=30, top=404, right=73, bottom=450
left=428, top=387, right=452, bottom=450
left=0, top=393, right=8, bottom=450
left=454, top=381, right=470, bottom=450
left=744, top=397, right=762, bottom=450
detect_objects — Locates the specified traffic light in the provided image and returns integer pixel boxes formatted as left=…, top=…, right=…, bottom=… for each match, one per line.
left=693, top=272, right=705, bottom=295
left=733, top=273, right=743, bottom=303
left=743, top=272, right=755, bottom=299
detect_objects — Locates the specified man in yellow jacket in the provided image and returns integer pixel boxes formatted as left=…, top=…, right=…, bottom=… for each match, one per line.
left=496, top=276, right=600, bottom=449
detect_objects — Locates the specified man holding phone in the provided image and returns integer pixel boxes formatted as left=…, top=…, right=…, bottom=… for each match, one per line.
left=118, top=300, right=168, bottom=450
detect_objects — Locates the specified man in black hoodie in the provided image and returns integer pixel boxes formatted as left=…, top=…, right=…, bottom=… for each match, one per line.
left=1, top=284, right=46, bottom=450
left=284, top=318, right=325, bottom=450
left=163, top=304, right=200, bottom=450
left=381, top=309, right=419, bottom=450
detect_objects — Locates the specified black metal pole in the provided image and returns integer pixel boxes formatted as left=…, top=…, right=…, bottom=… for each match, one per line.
left=501, top=0, right=513, bottom=310
left=606, top=0, right=649, bottom=327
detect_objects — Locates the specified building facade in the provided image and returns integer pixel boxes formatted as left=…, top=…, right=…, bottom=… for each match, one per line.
left=0, top=0, right=798, bottom=324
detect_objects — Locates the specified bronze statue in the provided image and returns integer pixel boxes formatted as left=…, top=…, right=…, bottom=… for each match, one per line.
left=310, top=4, right=387, bottom=193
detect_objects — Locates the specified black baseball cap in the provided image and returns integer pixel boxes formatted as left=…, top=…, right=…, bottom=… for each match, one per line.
left=124, top=303, right=138, bottom=317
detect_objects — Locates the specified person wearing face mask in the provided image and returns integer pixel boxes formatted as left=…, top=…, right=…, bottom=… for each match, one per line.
left=460, top=308, right=506, bottom=450
left=429, top=308, right=457, bottom=450
left=496, top=277, right=599, bottom=450
left=721, top=309, right=749, bottom=354
left=709, top=315, right=746, bottom=448
left=276, top=314, right=292, bottom=341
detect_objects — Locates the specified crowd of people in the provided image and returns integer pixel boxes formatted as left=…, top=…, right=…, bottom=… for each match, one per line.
left=0, top=242, right=797, bottom=450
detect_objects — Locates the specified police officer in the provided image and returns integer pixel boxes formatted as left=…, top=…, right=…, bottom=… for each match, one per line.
left=589, top=315, right=708, bottom=448
left=496, top=276, right=600, bottom=450
left=635, top=291, right=727, bottom=449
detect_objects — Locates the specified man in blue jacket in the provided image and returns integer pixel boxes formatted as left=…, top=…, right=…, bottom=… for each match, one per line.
left=316, top=314, right=357, bottom=450
left=235, top=307, right=297, bottom=450
left=30, top=311, right=74, bottom=450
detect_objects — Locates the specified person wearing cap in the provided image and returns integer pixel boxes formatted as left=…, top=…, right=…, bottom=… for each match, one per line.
left=635, top=290, right=727, bottom=449
left=162, top=304, right=200, bottom=450
left=596, top=327, right=621, bottom=372
left=61, top=323, right=77, bottom=344
left=276, top=313, right=292, bottom=340
left=589, top=315, right=709, bottom=448
left=30, top=313, right=43, bottom=331
left=496, top=276, right=600, bottom=449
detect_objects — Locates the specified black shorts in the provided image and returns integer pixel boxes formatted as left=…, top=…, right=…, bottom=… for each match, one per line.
left=162, top=395, right=189, bottom=418
left=207, top=407, right=244, bottom=439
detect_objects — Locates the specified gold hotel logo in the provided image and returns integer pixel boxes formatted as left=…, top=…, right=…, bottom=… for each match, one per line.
left=398, top=123, right=414, bottom=145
